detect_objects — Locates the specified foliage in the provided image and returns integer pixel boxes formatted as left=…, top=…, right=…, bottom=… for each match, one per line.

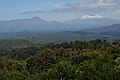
left=0, top=39, right=120, bottom=80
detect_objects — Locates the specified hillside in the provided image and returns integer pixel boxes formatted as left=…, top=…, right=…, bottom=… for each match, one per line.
left=85, top=24, right=120, bottom=35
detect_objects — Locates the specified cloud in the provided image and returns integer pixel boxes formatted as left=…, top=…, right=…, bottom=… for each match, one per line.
left=53, top=0, right=119, bottom=13
left=19, top=0, right=120, bottom=15
left=99, top=0, right=118, bottom=3
left=19, top=10, right=47, bottom=15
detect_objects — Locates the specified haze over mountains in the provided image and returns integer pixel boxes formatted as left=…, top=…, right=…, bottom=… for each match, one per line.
left=0, top=15, right=120, bottom=32
left=71, top=24, right=120, bottom=35
left=0, top=16, right=120, bottom=43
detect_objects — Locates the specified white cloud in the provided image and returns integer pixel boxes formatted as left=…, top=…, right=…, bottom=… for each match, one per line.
left=53, top=0, right=119, bottom=13
left=99, top=0, right=117, bottom=3
left=19, top=10, right=47, bottom=15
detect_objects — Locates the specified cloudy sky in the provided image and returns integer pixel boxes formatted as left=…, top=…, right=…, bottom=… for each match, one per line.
left=0, top=0, right=120, bottom=21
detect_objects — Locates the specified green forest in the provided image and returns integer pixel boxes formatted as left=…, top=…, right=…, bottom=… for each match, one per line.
left=0, top=39, right=120, bottom=80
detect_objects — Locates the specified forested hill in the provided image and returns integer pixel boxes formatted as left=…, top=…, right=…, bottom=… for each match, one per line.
left=70, top=24, right=120, bottom=36
left=85, top=24, right=120, bottom=35
left=0, top=39, right=120, bottom=80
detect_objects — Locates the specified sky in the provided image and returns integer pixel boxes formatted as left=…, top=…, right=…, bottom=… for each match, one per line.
left=0, top=0, right=120, bottom=21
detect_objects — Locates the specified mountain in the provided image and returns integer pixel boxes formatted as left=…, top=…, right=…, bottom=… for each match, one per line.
left=0, top=15, right=120, bottom=32
left=65, top=15, right=120, bottom=30
left=85, top=24, right=120, bottom=35
left=0, top=24, right=120, bottom=44
left=0, top=17, right=68, bottom=32
left=0, top=30, right=35, bottom=36
left=70, top=24, right=120, bottom=36
left=31, top=16, right=47, bottom=22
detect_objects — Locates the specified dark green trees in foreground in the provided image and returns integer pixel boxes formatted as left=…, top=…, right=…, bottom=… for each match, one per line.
left=0, top=39, right=120, bottom=80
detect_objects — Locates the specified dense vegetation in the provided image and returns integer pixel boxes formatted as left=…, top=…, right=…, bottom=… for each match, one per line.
left=0, top=39, right=120, bottom=80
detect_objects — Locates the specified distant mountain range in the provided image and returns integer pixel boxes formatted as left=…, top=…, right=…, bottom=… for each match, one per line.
left=85, top=24, right=120, bottom=35
left=66, top=15, right=120, bottom=30
left=0, top=24, right=120, bottom=44
left=71, top=24, right=120, bottom=36
left=0, top=16, right=66, bottom=32
left=0, top=15, right=120, bottom=32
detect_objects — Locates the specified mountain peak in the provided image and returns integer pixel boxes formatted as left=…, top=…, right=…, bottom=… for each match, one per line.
left=81, top=14, right=104, bottom=19
left=31, top=16, right=41, bottom=19
left=31, top=16, right=46, bottom=22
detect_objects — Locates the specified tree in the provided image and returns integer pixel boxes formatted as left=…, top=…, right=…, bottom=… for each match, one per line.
left=47, top=61, right=82, bottom=80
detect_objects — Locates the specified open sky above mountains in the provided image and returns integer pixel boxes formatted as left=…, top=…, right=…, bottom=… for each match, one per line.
left=0, top=0, right=120, bottom=21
